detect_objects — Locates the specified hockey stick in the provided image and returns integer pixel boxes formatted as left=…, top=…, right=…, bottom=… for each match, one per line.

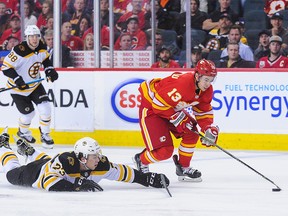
left=181, top=109, right=282, bottom=192
left=0, top=78, right=45, bottom=93
left=160, top=174, right=172, bottom=197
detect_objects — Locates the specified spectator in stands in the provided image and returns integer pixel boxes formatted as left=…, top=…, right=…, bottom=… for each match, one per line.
left=219, top=42, right=256, bottom=68
left=44, top=29, right=73, bottom=68
left=82, top=23, right=110, bottom=49
left=24, top=1, right=37, bottom=29
left=74, top=15, right=91, bottom=38
left=175, top=0, right=208, bottom=34
left=144, top=0, right=176, bottom=30
left=264, top=0, right=288, bottom=17
left=203, top=0, right=239, bottom=31
left=39, top=15, right=54, bottom=36
left=61, top=21, right=84, bottom=50
left=181, top=0, right=208, bottom=13
left=0, top=14, right=21, bottom=46
left=175, top=0, right=208, bottom=49
left=83, top=32, right=94, bottom=50
left=201, top=12, right=232, bottom=55
left=69, top=0, right=87, bottom=31
left=269, top=12, right=287, bottom=39
left=114, top=16, right=147, bottom=50
left=254, top=30, right=271, bottom=61
left=116, top=0, right=148, bottom=32
left=100, top=0, right=121, bottom=27
left=221, top=25, right=254, bottom=61
left=146, top=32, right=164, bottom=54
left=235, top=20, right=247, bottom=45
left=0, top=35, right=19, bottom=50
left=268, top=12, right=288, bottom=52
left=0, top=0, right=18, bottom=14
left=116, top=33, right=133, bottom=50
left=151, top=46, right=181, bottom=68
left=0, top=2, right=10, bottom=37
left=256, top=35, right=288, bottom=68
left=37, top=1, right=53, bottom=33
left=183, top=45, right=203, bottom=68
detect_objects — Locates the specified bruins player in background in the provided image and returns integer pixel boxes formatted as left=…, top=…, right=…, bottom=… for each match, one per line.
left=1, top=25, right=58, bottom=149
left=0, top=128, right=169, bottom=192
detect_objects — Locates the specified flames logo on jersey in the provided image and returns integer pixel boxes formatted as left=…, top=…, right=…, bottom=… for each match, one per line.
left=29, top=62, right=41, bottom=78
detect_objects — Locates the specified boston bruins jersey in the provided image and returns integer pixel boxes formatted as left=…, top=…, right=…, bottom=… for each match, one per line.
left=1, top=40, right=51, bottom=96
left=30, top=150, right=136, bottom=191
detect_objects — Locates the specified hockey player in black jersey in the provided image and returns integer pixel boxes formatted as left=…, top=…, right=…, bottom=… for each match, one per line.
left=0, top=128, right=169, bottom=192
left=1, top=25, right=58, bottom=149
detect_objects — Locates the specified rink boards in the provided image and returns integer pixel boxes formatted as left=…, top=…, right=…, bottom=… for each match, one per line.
left=0, top=68, right=287, bottom=150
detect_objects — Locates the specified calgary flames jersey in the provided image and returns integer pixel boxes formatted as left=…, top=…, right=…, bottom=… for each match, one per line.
left=1, top=41, right=50, bottom=96
left=256, top=55, right=288, bottom=68
left=264, top=0, right=288, bottom=15
left=139, top=72, right=214, bottom=130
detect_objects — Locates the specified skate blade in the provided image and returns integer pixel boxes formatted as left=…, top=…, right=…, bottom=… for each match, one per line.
left=42, top=143, right=54, bottom=149
left=177, top=176, right=202, bottom=182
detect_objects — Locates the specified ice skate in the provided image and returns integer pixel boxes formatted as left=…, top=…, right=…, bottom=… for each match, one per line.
left=133, top=153, right=149, bottom=173
left=13, top=135, right=35, bottom=156
left=173, top=155, right=202, bottom=182
left=17, top=128, right=36, bottom=144
left=0, top=127, right=11, bottom=149
left=39, top=127, right=54, bottom=149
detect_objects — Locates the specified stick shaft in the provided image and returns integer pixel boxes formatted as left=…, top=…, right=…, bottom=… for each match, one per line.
left=0, top=78, right=44, bottom=93
left=181, top=109, right=281, bottom=190
left=193, top=129, right=281, bottom=190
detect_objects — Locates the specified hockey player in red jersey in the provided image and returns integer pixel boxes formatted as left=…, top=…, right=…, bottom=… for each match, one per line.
left=133, top=59, right=219, bottom=182
left=256, top=35, right=288, bottom=68
left=0, top=128, right=169, bottom=192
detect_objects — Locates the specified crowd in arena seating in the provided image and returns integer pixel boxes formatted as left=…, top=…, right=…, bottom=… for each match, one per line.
left=0, top=0, right=288, bottom=68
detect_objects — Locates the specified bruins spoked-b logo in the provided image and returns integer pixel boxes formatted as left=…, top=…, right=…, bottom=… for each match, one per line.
left=29, top=62, right=41, bottom=78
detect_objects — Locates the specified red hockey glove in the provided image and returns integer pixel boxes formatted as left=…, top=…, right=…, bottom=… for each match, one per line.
left=170, top=111, right=196, bottom=133
left=201, top=125, right=219, bottom=147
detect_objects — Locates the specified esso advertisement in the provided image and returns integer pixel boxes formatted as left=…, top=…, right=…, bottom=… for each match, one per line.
left=111, top=78, right=144, bottom=123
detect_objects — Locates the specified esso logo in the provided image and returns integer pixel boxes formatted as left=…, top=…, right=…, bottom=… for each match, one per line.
left=111, top=78, right=144, bottom=123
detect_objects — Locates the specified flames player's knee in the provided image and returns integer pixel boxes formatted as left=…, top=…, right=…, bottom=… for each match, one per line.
left=154, top=146, right=174, bottom=161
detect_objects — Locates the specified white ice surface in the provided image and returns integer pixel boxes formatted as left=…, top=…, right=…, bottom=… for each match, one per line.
left=1, top=145, right=287, bottom=216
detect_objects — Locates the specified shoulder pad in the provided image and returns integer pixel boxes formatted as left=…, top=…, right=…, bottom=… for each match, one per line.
left=13, top=42, right=33, bottom=57
left=58, top=151, right=80, bottom=174
left=37, top=40, right=47, bottom=51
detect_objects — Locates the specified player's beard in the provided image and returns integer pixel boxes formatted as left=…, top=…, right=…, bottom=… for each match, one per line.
left=160, top=57, right=169, bottom=63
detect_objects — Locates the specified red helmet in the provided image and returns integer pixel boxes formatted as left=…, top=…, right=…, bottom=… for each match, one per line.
left=195, top=59, right=217, bottom=77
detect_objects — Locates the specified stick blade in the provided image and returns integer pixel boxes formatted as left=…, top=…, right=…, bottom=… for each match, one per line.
left=160, top=174, right=172, bottom=197
left=272, top=188, right=281, bottom=192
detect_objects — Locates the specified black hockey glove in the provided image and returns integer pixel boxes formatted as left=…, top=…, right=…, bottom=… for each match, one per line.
left=147, top=173, right=170, bottom=188
left=74, top=177, right=103, bottom=192
left=14, top=76, right=29, bottom=90
left=45, top=67, right=58, bottom=82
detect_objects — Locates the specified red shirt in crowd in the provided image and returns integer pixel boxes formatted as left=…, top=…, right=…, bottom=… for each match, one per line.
left=114, top=29, right=147, bottom=50
left=256, top=55, right=288, bottom=68
left=62, top=35, right=84, bottom=51
left=0, top=28, right=21, bottom=45
left=151, top=60, right=181, bottom=68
